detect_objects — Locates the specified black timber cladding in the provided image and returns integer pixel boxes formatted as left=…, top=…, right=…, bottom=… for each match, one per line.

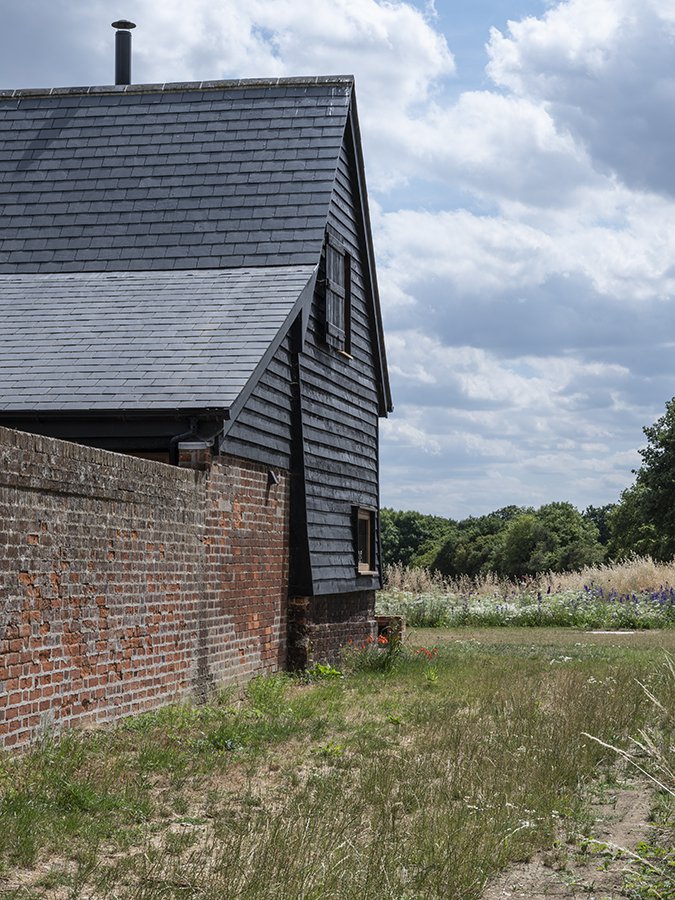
left=299, top=129, right=381, bottom=596
left=221, top=330, right=294, bottom=470
left=0, top=78, right=351, bottom=273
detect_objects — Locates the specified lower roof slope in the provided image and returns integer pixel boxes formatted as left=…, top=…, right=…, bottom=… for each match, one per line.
left=0, top=267, right=315, bottom=412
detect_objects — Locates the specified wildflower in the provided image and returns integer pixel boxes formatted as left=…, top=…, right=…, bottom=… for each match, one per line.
left=377, top=634, right=388, bottom=645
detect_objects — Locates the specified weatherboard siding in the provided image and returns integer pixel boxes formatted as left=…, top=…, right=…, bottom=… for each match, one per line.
left=299, top=139, right=381, bottom=595
left=222, top=332, right=294, bottom=469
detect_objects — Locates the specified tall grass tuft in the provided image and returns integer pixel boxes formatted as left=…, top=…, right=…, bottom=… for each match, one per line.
left=384, top=556, right=675, bottom=598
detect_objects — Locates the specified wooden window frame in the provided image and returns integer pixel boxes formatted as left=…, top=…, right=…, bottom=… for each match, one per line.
left=323, top=228, right=352, bottom=356
left=355, top=506, right=377, bottom=575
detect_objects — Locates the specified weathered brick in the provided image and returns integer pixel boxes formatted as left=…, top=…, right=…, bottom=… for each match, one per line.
left=0, top=428, right=289, bottom=751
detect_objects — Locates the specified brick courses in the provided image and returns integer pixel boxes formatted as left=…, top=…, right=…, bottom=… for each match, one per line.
left=0, top=427, right=288, bottom=750
left=288, top=591, right=375, bottom=668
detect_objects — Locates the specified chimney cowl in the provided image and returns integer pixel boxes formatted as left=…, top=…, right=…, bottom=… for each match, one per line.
left=112, top=20, right=136, bottom=30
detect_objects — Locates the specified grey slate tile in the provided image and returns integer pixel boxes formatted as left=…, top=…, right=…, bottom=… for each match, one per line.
left=0, top=77, right=349, bottom=272
left=0, top=265, right=316, bottom=411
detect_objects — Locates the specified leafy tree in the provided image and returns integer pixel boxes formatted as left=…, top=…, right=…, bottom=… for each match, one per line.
left=490, top=514, right=546, bottom=577
left=429, top=530, right=497, bottom=578
left=537, top=502, right=605, bottom=571
left=632, top=397, right=675, bottom=559
left=428, top=507, right=525, bottom=578
left=379, top=508, right=401, bottom=568
left=384, top=500, right=604, bottom=579
left=606, top=485, right=659, bottom=560
left=490, top=502, right=603, bottom=577
left=606, top=398, right=675, bottom=561
left=380, top=508, right=453, bottom=568
left=583, top=504, right=616, bottom=546
left=411, top=523, right=459, bottom=569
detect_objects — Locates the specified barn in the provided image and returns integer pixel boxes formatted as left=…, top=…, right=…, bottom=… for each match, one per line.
left=0, top=51, right=391, bottom=748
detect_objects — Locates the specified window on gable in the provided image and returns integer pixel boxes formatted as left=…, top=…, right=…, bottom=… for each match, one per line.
left=355, top=507, right=377, bottom=575
left=323, top=230, right=352, bottom=355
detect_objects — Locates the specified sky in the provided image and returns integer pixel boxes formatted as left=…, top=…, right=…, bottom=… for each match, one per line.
left=1, top=0, right=674, bottom=519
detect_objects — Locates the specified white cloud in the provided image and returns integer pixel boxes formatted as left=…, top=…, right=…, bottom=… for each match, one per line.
left=376, top=192, right=675, bottom=324
left=395, top=89, right=599, bottom=204
left=377, top=208, right=557, bottom=298
left=486, top=0, right=675, bottom=195
left=380, top=419, right=441, bottom=455
left=486, top=0, right=625, bottom=96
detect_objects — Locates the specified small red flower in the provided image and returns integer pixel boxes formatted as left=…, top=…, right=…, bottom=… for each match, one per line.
left=377, top=634, right=388, bottom=645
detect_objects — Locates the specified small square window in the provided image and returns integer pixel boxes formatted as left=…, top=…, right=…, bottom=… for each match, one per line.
left=356, top=507, right=377, bottom=575
left=323, top=230, right=351, bottom=355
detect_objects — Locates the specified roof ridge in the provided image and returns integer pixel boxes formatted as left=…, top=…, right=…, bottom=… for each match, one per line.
left=0, top=75, right=355, bottom=100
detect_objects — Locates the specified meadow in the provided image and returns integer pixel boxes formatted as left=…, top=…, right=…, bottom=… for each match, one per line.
left=0, top=626, right=672, bottom=899
left=378, top=557, right=675, bottom=629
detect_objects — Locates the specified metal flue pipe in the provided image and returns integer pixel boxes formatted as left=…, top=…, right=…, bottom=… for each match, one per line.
left=112, top=20, right=136, bottom=85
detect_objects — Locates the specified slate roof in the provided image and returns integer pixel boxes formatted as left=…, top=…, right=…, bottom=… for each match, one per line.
left=0, top=267, right=315, bottom=411
left=0, top=75, right=392, bottom=419
left=0, top=77, right=353, bottom=273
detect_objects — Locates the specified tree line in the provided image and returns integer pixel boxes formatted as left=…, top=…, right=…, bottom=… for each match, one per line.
left=382, top=397, right=675, bottom=578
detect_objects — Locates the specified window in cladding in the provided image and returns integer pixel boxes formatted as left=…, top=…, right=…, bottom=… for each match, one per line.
left=356, top=506, right=377, bottom=575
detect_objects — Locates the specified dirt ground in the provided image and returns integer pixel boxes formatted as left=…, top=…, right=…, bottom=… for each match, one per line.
left=481, top=774, right=658, bottom=899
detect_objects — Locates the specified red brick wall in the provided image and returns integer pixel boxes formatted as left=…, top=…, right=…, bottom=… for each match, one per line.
left=288, top=591, right=375, bottom=668
left=0, top=427, right=289, bottom=750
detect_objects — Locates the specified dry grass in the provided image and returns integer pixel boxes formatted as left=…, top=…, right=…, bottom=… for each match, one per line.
left=1, top=632, right=673, bottom=899
left=542, top=556, right=675, bottom=596
left=384, top=556, right=675, bottom=598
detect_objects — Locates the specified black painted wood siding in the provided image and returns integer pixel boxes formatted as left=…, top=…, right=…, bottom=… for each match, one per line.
left=298, top=135, right=381, bottom=596
left=221, top=332, right=294, bottom=470
left=219, top=117, right=383, bottom=597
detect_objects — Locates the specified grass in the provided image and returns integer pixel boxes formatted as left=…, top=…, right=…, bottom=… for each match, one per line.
left=379, top=558, right=675, bottom=629
left=0, top=630, right=673, bottom=898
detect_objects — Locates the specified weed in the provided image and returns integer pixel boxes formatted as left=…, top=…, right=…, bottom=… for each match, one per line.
left=246, top=673, right=292, bottom=716
left=298, top=661, right=345, bottom=682
left=342, top=626, right=404, bottom=673
left=583, top=652, right=674, bottom=898
left=311, top=741, right=344, bottom=759
left=379, top=584, right=675, bottom=630
left=380, top=559, right=675, bottom=630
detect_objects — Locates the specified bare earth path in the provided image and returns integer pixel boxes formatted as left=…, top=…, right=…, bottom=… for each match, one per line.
left=481, top=775, right=654, bottom=899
